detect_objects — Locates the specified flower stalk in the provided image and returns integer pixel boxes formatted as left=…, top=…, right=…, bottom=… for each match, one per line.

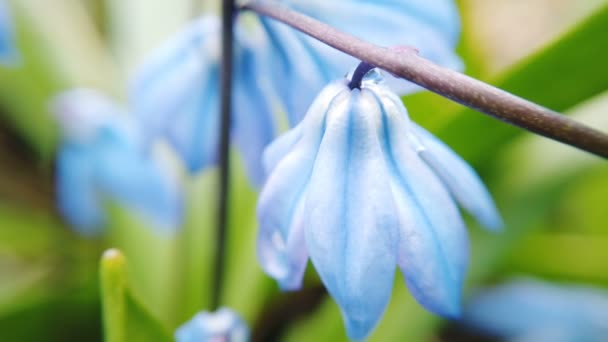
left=242, top=0, right=608, bottom=158
left=213, top=0, right=236, bottom=311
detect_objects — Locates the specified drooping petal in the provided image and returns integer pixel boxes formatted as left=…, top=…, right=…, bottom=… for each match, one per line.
left=56, top=144, right=104, bottom=236
left=260, top=17, right=333, bottom=125
left=130, top=16, right=221, bottom=171
left=263, top=0, right=461, bottom=115
left=373, top=84, right=468, bottom=317
left=513, top=329, right=587, bottom=342
left=257, top=198, right=308, bottom=290
left=262, top=124, right=303, bottom=175
left=410, top=123, right=503, bottom=230
left=94, top=127, right=182, bottom=232
left=51, top=88, right=126, bottom=143
left=282, top=0, right=460, bottom=47
left=464, top=279, right=608, bottom=341
left=0, top=0, right=18, bottom=64
left=164, top=67, right=220, bottom=171
left=257, top=82, right=348, bottom=240
left=53, top=89, right=183, bottom=234
left=175, top=308, right=249, bottom=342
left=257, top=82, right=349, bottom=291
left=305, top=90, right=398, bottom=340
left=232, top=39, right=277, bottom=186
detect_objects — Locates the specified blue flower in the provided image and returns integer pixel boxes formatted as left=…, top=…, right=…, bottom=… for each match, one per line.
left=0, top=0, right=18, bottom=64
left=130, top=0, right=462, bottom=186
left=257, top=70, right=501, bottom=340
left=53, top=89, right=182, bottom=236
left=463, top=279, right=608, bottom=342
left=175, top=308, right=249, bottom=342
left=262, top=0, right=463, bottom=125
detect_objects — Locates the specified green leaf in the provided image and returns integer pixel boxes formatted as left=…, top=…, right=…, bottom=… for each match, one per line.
left=106, top=207, right=181, bottom=329
left=100, top=249, right=127, bottom=342
left=174, top=171, right=217, bottom=323
left=418, top=3, right=608, bottom=164
left=99, top=248, right=172, bottom=342
left=125, top=294, right=173, bottom=342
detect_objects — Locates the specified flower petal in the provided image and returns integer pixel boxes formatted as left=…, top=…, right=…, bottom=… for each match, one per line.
left=410, top=124, right=503, bottom=230
left=257, top=198, right=308, bottom=291
left=232, top=42, right=277, bottom=187
left=260, top=17, right=333, bottom=125
left=175, top=308, right=249, bottom=342
left=277, top=0, right=462, bottom=95
left=0, top=0, right=18, bottom=64
left=257, top=82, right=348, bottom=240
left=130, top=16, right=221, bottom=171
left=373, top=84, right=468, bottom=317
left=262, top=124, right=303, bottom=175
left=305, top=90, right=398, bottom=340
left=56, top=145, right=104, bottom=235
left=464, top=279, right=608, bottom=340
left=94, top=127, right=183, bottom=232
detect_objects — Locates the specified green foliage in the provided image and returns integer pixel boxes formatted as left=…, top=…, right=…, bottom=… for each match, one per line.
left=434, top=3, right=608, bottom=164
left=100, top=248, right=172, bottom=342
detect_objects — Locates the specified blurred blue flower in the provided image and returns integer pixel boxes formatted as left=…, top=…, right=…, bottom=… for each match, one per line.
left=0, top=0, right=18, bottom=64
left=53, top=89, right=182, bottom=236
left=175, top=308, right=249, bottom=342
left=257, top=69, right=501, bottom=340
left=130, top=0, right=462, bottom=187
left=463, top=279, right=608, bottom=342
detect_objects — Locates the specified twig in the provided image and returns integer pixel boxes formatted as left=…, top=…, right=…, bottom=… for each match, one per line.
left=243, top=0, right=608, bottom=158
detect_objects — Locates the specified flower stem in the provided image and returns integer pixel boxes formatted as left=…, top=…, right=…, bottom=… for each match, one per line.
left=242, top=0, right=608, bottom=158
left=213, top=0, right=235, bottom=311
left=348, top=61, right=374, bottom=90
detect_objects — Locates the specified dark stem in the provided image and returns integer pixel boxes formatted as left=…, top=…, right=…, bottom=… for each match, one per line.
left=242, top=1, right=608, bottom=158
left=348, top=61, right=374, bottom=90
left=212, top=0, right=235, bottom=311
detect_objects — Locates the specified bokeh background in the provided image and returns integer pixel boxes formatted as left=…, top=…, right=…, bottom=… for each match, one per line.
left=1, top=0, right=607, bottom=341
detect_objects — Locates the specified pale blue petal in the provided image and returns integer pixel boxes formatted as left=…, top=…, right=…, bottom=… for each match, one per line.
left=94, top=127, right=182, bottom=232
left=282, top=0, right=460, bottom=46
left=164, top=69, right=220, bottom=171
left=464, top=279, right=608, bottom=341
left=175, top=308, right=249, bottom=342
left=130, top=16, right=221, bottom=171
left=410, top=123, right=503, bottom=230
left=273, top=0, right=461, bottom=96
left=257, top=198, right=308, bottom=290
left=0, top=0, right=17, bottom=65
left=53, top=89, right=182, bottom=234
left=51, top=88, right=127, bottom=143
left=262, top=124, right=302, bottom=175
left=260, top=18, right=332, bottom=125
left=257, top=83, right=348, bottom=289
left=232, top=42, right=276, bottom=187
left=257, top=82, right=348, bottom=240
left=305, top=90, right=398, bottom=340
left=373, top=84, right=467, bottom=317
left=514, top=329, right=591, bottom=342
left=56, top=145, right=104, bottom=236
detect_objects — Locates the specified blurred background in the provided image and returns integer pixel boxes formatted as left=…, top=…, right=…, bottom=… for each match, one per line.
left=1, top=0, right=607, bottom=341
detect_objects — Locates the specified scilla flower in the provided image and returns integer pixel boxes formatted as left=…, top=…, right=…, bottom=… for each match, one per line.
left=257, top=68, right=501, bottom=339
left=130, top=0, right=462, bottom=186
left=0, top=0, right=18, bottom=64
left=175, top=308, right=249, bottom=342
left=463, top=279, right=608, bottom=342
left=54, top=89, right=182, bottom=236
